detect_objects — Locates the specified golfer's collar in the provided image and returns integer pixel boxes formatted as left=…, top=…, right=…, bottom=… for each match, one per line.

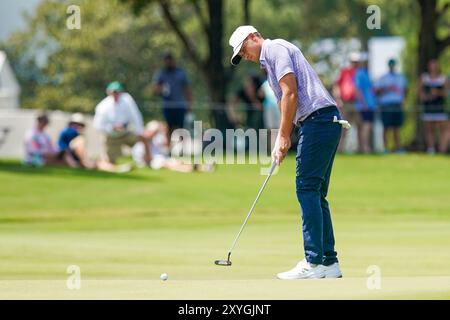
left=259, top=39, right=271, bottom=69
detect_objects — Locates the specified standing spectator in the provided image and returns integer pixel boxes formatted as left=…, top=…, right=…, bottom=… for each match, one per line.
left=354, top=52, right=377, bottom=153
left=333, top=52, right=359, bottom=152
left=259, top=72, right=280, bottom=130
left=259, top=75, right=281, bottom=154
left=374, top=59, right=408, bottom=153
left=444, top=74, right=450, bottom=153
left=228, top=74, right=265, bottom=131
left=419, top=59, right=449, bottom=154
left=93, top=81, right=150, bottom=165
left=23, top=113, right=58, bottom=166
left=152, top=53, right=193, bottom=145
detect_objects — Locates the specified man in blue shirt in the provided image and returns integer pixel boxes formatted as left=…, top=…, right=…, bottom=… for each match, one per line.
left=354, top=52, right=377, bottom=153
left=375, top=59, right=408, bottom=152
left=229, top=26, right=351, bottom=279
left=153, top=53, right=193, bottom=145
left=57, top=113, right=87, bottom=168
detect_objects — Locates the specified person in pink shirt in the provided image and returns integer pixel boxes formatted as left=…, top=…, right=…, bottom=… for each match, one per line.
left=24, top=113, right=59, bottom=166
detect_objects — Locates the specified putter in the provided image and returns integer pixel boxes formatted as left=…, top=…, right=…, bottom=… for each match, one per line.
left=215, top=161, right=277, bottom=267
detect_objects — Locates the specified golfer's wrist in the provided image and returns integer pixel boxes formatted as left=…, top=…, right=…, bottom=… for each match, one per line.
left=278, top=131, right=291, bottom=140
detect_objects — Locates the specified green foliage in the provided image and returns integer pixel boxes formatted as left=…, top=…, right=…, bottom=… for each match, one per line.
left=1, top=0, right=448, bottom=127
left=1, top=0, right=182, bottom=119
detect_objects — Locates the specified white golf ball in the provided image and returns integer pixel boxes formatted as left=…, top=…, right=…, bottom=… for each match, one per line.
left=160, top=273, right=168, bottom=281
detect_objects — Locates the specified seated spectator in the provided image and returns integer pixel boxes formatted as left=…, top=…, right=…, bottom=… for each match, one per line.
left=57, top=113, right=94, bottom=168
left=93, top=81, right=151, bottom=165
left=374, top=59, right=408, bottom=153
left=23, top=113, right=59, bottom=166
left=132, top=120, right=214, bottom=173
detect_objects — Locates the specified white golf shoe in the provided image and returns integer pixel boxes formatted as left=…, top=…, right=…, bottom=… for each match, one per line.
left=324, top=262, right=343, bottom=278
left=276, top=259, right=326, bottom=280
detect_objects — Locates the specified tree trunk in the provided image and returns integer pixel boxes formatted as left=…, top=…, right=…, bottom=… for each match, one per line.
left=206, top=0, right=234, bottom=131
left=411, top=0, right=439, bottom=151
left=417, top=0, right=438, bottom=75
left=244, top=0, right=251, bottom=24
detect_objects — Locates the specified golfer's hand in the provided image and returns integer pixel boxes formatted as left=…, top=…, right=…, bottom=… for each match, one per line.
left=272, top=135, right=291, bottom=165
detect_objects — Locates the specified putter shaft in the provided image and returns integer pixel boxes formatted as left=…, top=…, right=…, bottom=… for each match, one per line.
left=227, top=162, right=277, bottom=255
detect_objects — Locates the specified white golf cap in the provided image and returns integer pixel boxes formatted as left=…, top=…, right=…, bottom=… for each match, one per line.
left=70, top=113, right=85, bottom=125
left=349, top=51, right=360, bottom=62
left=229, top=25, right=258, bottom=66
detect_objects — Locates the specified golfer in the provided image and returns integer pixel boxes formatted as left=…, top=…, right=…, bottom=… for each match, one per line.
left=229, top=26, right=349, bottom=279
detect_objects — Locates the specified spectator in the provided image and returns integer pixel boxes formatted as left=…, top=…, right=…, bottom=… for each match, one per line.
left=419, top=59, right=449, bottom=154
left=374, top=58, right=408, bottom=153
left=259, top=75, right=280, bottom=130
left=24, top=113, right=58, bottom=166
left=228, top=74, right=265, bottom=131
left=132, top=120, right=215, bottom=173
left=93, top=81, right=150, bottom=165
left=152, top=53, right=193, bottom=145
left=354, top=52, right=377, bottom=153
left=333, top=52, right=359, bottom=152
left=57, top=113, right=93, bottom=168
left=444, top=74, right=450, bottom=153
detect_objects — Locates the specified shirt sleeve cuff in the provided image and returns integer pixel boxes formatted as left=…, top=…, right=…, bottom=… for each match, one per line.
left=277, top=70, right=295, bottom=83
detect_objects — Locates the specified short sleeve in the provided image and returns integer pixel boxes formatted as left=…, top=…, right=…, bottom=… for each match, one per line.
left=269, top=44, right=295, bottom=82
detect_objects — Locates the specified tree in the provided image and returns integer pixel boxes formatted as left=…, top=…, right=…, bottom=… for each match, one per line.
left=1, top=0, right=181, bottom=118
left=123, top=0, right=239, bottom=131
left=417, top=0, right=450, bottom=74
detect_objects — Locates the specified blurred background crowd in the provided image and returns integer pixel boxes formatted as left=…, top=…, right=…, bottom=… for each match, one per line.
left=0, top=0, right=449, bottom=173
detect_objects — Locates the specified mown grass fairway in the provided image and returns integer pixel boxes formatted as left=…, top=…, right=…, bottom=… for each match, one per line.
left=0, top=155, right=449, bottom=299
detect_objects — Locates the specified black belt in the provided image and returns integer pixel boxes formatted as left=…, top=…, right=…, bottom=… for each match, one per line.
left=298, top=105, right=338, bottom=126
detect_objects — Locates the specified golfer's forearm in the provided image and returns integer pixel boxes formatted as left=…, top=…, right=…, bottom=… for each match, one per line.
left=278, top=93, right=297, bottom=137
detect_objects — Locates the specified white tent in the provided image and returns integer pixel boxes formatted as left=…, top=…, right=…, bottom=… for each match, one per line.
left=0, top=50, right=21, bottom=109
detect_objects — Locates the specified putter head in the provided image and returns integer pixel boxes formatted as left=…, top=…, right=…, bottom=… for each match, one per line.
left=214, top=259, right=232, bottom=266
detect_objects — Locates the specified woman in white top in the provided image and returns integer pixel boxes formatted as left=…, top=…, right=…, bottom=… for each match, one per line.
left=419, top=59, right=450, bottom=154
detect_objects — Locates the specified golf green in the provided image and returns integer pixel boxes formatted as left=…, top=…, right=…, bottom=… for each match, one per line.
left=0, top=154, right=449, bottom=299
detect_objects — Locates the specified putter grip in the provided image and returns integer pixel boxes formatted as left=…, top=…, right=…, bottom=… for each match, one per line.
left=269, top=161, right=277, bottom=175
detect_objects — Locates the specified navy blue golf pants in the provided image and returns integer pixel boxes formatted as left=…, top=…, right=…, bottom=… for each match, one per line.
left=296, top=106, right=342, bottom=266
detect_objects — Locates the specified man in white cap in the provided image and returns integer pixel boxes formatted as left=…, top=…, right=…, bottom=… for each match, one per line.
left=229, top=26, right=350, bottom=279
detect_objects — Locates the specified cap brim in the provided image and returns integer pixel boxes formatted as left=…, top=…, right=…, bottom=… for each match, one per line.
left=230, top=42, right=244, bottom=66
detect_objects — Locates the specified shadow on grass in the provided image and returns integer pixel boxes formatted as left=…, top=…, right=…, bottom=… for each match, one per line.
left=0, top=160, right=161, bottom=182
